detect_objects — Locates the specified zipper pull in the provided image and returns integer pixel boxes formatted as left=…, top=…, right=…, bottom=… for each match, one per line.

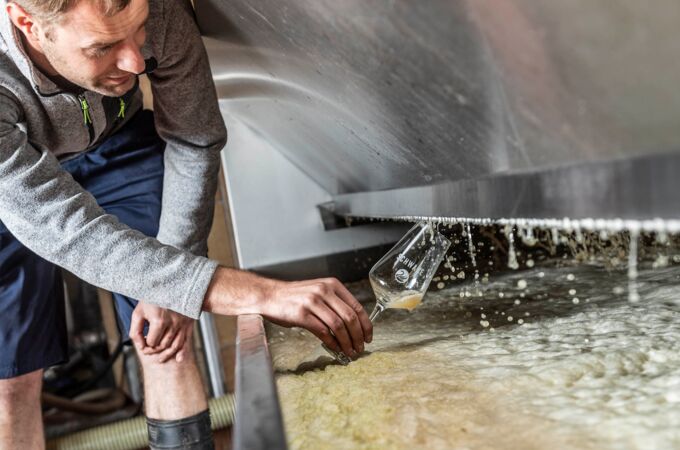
left=78, top=95, right=92, bottom=126
left=117, top=98, right=126, bottom=119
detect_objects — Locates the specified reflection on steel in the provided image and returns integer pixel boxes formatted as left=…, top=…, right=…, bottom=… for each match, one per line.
left=332, top=152, right=680, bottom=221
left=199, top=313, right=226, bottom=398
left=196, top=0, right=680, bottom=201
left=196, top=0, right=680, bottom=276
left=234, top=315, right=287, bottom=450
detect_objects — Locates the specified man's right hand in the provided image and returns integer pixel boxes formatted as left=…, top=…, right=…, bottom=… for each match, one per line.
left=203, top=268, right=373, bottom=359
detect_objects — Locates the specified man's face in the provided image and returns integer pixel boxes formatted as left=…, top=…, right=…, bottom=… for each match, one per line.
left=38, top=0, right=149, bottom=97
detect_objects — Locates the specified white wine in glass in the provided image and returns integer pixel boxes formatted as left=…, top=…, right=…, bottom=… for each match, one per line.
left=323, top=221, right=451, bottom=365
left=367, top=221, right=451, bottom=322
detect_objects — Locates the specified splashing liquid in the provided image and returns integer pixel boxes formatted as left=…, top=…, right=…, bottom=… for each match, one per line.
left=628, top=229, right=640, bottom=303
left=504, top=225, right=519, bottom=270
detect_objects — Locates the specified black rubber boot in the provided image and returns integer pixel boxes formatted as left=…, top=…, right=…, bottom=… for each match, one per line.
left=147, top=409, right=215, bottom=450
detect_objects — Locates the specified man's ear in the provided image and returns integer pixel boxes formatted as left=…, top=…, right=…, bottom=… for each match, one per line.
left=6, top=2, right=47, bottom=51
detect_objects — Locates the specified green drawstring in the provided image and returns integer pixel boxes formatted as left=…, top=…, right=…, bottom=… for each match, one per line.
left=118, top=98, right=126, bottom=119
left=79, top=96, right=92, bottom=125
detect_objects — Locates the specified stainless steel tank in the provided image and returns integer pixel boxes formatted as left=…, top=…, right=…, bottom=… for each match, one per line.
left=193, top=2, right=680, bottom=448
left=197, top=0, right=680, bottom=229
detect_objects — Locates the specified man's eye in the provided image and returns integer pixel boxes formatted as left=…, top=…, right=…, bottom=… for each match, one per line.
left=88, top=46, right=113, bottom=58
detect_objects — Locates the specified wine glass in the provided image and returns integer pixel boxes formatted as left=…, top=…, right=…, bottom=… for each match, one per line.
left=367, top=221, right=451, bottom=321
left=323, top=221, right=451, bottom=365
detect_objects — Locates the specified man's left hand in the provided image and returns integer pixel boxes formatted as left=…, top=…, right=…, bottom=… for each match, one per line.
left=129, top=303, right=195, bottom=363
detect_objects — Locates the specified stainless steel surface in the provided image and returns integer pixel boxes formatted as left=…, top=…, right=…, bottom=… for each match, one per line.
left=234, top=315, right=287, bottom=450
left=197, top=0, right=680, bottom=198
left=196, top=0, right=680, bottom=274
left=198, top=313, right=226, bottom=398
left=192, top=5, right=679, bottom=446
left=213, top=116, right=408, bottom=277
left=332, top=152, right=680, bottom=221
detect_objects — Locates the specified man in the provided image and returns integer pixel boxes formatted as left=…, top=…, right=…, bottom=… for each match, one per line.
left=0, top=0, right=372, bottom=448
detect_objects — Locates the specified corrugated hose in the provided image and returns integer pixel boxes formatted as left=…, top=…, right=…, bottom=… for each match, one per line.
left=46, top=394, right=236, bottom=450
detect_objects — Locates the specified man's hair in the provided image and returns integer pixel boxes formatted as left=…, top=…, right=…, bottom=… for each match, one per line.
left=15, top=0, right=132, bottom=21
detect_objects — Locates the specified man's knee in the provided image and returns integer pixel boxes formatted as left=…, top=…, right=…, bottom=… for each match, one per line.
left=0, top=370, right=42, bottom=405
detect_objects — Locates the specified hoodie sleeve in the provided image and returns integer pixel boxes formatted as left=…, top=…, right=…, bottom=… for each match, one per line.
left=0, top=89, right=218, bottom=319
left=147, top=0, right=227, bottom=256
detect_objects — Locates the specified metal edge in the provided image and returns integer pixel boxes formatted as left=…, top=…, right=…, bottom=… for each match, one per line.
left=332, top=152, right=680, bottom=221
left=233, top=315, right=288, bottom=450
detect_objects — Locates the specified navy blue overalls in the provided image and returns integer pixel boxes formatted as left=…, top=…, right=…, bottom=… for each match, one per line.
left=0, top=110, right=164, bottom=378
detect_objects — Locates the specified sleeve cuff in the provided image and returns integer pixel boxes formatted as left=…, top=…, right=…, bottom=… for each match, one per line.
left=180, top=257, right=220, bottom=319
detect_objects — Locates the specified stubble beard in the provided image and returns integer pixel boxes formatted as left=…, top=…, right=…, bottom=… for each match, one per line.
left=41, top=42, right=135, bottom=97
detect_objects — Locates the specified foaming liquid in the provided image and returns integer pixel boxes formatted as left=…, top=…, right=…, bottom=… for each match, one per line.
left=271, top=264, right=680, bottom=450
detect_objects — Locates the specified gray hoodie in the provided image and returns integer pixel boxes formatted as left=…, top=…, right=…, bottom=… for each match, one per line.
left=0, top=0, right=227, bottom=319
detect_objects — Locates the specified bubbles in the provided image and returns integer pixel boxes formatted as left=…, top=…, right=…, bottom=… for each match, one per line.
left=569, top=289, right=577, bottom=296
left=572, top=297, right=580, bottom=304
left=567, top=274, right=576, bottom=281
left=517, top=279, right=528, bottom=289
left=480, top=320, right=490, bottom=328
left=374, top=215, right=680, bottom=235
left=526, top=259, right=535, bottom=268
left=436, top=282, right=445, bottom=289
left=653, top=254, right=669, bottom=269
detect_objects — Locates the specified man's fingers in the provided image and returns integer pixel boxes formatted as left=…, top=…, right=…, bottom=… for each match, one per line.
left=158, top=328, right=177, bottom=351
left=175, top=346, right=186, bottom=363
left=305, top=315, right=342, bottom=353
left=324, top=295, right=365, bottom=354
left=145, top=319, right=167, bottom=348
left=175, top=326, right=193, bottom=363
left=310, top=300, right=354, bottom=358
left=129, top=310, right=147, bottom=351
left=331, top=280, right=373, bottom=343
left=158, top=330, right=185, bottom=364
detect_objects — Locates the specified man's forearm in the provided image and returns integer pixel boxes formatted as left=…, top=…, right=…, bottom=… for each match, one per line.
left=202, top=266, right=278, bottom=316
left=201, top=268, right=374, bottom=360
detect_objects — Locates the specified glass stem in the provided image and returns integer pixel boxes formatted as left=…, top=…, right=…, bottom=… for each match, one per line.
left=369, top=303, right=385, bottom=322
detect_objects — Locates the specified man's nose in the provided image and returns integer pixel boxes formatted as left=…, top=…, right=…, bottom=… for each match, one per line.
left=116, top=42, right=146, bottom=74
